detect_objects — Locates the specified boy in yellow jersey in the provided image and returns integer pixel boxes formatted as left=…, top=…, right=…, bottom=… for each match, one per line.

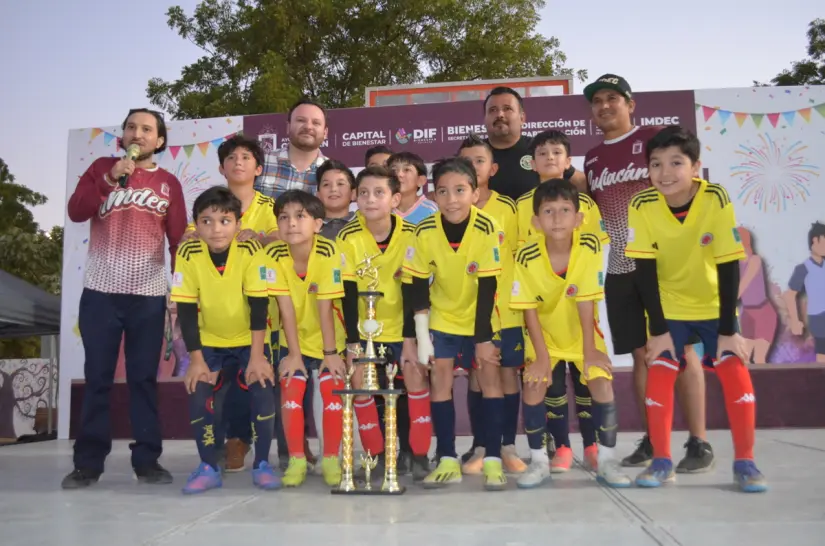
left=625, top=127, right=766, bottom=492
left=457, top=135, right=526, bottom=475
left=403, top=156, right=506, bottom=491
left=265, top=190, right=347, bottom=488
left=516, top=130, right=608, bottom=472
left=180, top=136, right=281, bottom=472
left=337, top=165, right=432, bottom=482
left=172, top=186, right=280, bottom=494
left=511, top=179, right=631, bottom=489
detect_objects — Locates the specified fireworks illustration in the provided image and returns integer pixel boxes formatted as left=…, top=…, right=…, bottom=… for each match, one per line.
left=173, top=163, right=215, bottom=221
left=730, top=134, right=820, bottom=213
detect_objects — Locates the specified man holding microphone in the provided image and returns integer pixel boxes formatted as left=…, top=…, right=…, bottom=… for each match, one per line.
left=62, top=108, right=187, bottom=489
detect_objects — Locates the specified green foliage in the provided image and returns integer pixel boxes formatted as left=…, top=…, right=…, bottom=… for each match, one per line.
left=149, top=0, right=586, bottom=119
left=0, top=159, right=62, bottom=358
left=763, top=19, right=825, bottom=86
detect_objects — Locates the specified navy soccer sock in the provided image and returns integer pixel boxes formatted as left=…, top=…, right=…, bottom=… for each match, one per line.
left=431, top=400, right=457, bottom=459
left=522, top=401, right=547, bottom=451
left=249, top=380, right=277, bottom=467
left=189, top=381, right=219, bottom=469
left=467, top=388, right=483, bottom=450
left=502, top=392, right=520, bottom=446
left=482, top=396, right=504, bottom=459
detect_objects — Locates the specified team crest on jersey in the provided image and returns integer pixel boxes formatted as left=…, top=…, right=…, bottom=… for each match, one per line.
left=566, top=284, right=578, bottom=297
left=266, top=268, right=276, bottom=283
left=467, top=261, right=479, bottom=274
left=520, top=155, right=532, bottom=170
left=393, top=267, right=403, bottom=280
left=700, top=233, right=714, bottom=246
left=498, top=231, right=505, bottom=246
left=308, top=282, right=319, bottom=294
left=632, top=140, right=643, bottom=155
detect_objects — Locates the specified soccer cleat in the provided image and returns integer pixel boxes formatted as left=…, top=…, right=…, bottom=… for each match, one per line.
left=635, top=458, right=676, bottom=488
left=321, top=455, right=342, bottom=487
left=422, top=457, right=462, bottom=489
left=550, top=445, right=574, bottom=473
left=676, top=436, right=715, bottom=474
left=482, top=458, right=508, bottom=491
left=516, top=459, right=551, bottom=489
left=182, top=462, right=222, bottom=495
left=597, top=458, right=633, bottom=488
left=134, top=462, right=174, bottom=484
left=460, top=447, right=477, bottom=464
left=461, top=446, right=485, bottom=475
left=733, top=460, right=768, bottom=493
left=545, top=434, right=557, bottom=460
left=282, top=456, right=308, bottom=487
left=583, top=445, right=599, bottom=472
left=252, top=461, right=282, bottom=490
left=225, top=438, right=250, bottom=473
left=396, top=451, right=413, bottom=475
left=411, top=454, right=431, bottom=481
left=61, top=468, right=101, bottom=490
left=501, top=445, right=527, bottom=473
left=622, top=434, right=653, bottom=467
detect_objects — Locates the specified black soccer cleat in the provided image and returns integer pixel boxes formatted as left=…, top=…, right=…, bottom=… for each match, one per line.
left=61, top=468, right=102, bottom=490
left=621, top=435, right=653, bottom=467
left=134, top=462, right=174, bottom=484
left=676, top=436, right=715, bottom=474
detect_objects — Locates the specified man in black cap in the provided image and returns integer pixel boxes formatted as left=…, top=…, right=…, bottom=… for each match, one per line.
left=581, top=74, right=714, bottom=473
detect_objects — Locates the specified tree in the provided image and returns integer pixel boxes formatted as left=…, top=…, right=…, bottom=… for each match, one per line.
left=0, top=159, right=63, bottom=359
left=763, top=18, right=825, bottom=86
left=148, top=0, right=587, bottom=119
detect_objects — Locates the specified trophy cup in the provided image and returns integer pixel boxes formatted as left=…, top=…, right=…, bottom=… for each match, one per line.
left=332, top=253, right=406, bottom=495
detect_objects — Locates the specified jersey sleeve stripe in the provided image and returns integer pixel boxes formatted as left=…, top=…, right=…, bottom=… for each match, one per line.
left=317, top=289, right=345, bottom=297
left=477, top=267, right=502, bottom=274
left=714, top=250, right=746, bottom=261
left=402, top=265, right=430, bottom=277
left=269, top=287, right=290, bottom=295
left=170, top=293, right=198, bottom=301
left=630, top=192, right=659, bottom=210
left=496, top=195, right=517, bottom=213
left=625, top=249, right=656, bottom=257
left=510, top=301, right=538, bottom=309
left=244, top=288, right=269, bottom=295
left=704, top=184, right=731, bottom=207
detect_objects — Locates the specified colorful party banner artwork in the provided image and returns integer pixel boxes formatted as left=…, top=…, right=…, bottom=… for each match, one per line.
left=696, top=102, right=825, bottom=129
left=88, top=129, right=239, bottom=155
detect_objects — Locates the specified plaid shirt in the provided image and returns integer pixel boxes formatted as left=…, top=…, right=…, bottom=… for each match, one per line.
left=254, top=146, right=326, bottom=198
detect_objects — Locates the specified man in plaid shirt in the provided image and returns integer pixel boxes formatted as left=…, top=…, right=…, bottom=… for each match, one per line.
left=255, top=98, right=328, bottom=198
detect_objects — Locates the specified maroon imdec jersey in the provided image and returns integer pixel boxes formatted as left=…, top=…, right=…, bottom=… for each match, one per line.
left=584, top=126, right=660, bottom=275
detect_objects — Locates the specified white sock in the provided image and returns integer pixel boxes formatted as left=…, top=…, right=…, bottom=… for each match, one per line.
left=598, top=445, right=615, bottom=467
left=531, top=448, right=549, bottom=464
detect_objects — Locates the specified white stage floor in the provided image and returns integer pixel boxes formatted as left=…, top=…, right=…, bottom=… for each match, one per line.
left=1, top=429, right=823, bottom=546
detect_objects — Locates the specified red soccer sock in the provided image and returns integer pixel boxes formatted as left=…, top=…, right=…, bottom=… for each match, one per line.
left=319, top=372, right=344, bottom=457
left=279, top=375, right=307, bottom=457
left=354, top=397, right=384, bottom=456
left=715, top=354, right=756, bottom=460
left=407, top=390, right=433, bottom=457
left=645, top=356, right=680, bottom=460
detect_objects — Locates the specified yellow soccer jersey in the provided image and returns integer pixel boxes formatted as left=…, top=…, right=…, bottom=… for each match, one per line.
left=403, top=206, right=502, bottom=337
left=625, top=179, right=746, bottom=321
left=516, top=189, right=609, bottom=246
left=482, top=191, right=522, bottom=330
left=186, top=191, right=278, bottom=236
left=265, top=236, right=346, bottom=359
left=171, top=239, right=269, bottom=348
left=337, top=213, right=415, bottom=343
left=510, top=232, right=607, bottom=362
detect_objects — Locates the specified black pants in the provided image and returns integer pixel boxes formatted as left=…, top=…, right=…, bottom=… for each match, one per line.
left=73, top=289, right=165, bottom=472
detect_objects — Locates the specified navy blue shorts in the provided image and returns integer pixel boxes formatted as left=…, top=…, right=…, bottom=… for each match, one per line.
left=202, top=345, right=272, bottom=373
left=358, top=341, right=403, bottom=365
left=431, top=330, right=475, bottom=369
left=496, top=327, right=524, bottom=368
left=667, top=319, right=738, bottom=369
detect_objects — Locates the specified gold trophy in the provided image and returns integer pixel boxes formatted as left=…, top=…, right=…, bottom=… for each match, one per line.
left=332, top=253, right=406, bottom=495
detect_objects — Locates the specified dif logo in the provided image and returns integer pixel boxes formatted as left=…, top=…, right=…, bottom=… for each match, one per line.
left=395, top=127, right=438, bottom=145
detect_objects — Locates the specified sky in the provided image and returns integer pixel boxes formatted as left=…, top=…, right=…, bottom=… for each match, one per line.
left=0, top=0, right=820, bottom=230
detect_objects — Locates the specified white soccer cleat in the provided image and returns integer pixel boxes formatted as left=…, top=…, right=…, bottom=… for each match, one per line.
left=516, top=459, right=551, bottom=489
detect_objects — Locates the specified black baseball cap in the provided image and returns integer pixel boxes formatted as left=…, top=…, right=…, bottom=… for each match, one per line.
left=584, top=74, right=632, bottom=102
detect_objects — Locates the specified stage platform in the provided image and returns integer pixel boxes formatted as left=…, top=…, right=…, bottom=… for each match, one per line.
left=1, top=430, right=823, bottom=546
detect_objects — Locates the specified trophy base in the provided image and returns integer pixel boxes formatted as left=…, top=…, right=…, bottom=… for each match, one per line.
left=334, top=388, right=404, bottom=396
left=331, top=486, right=406, bottom=495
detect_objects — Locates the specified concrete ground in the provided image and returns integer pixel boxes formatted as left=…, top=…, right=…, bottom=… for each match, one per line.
left=1, top=429, right=822, bottom=546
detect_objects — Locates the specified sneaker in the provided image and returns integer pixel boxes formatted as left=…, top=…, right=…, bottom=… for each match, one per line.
left=282, top=456, right=308, bottom=487
left=411, top=454, right=430, bottom=481
left=622, top=435, right=653, bottom=467
left=733, top=460, right=768, bottom=493
left=278, top=452, right=289, bottom=472
left=396, top=451, right=413, bottom=475
left=482, top=458, right=507, bottom=491
left=134, top=462, right=173, bottom=484
left=321, top=455, right=343, bottom=487
left=676, top=436, right=715, bottom=474
left=252, top=461, right=282, bottom=490
left=550, top=445, right=573, bottom=473
left=635, top=458, right=676, bottom=488
left=461, top=446, right=485, bottom=475
left=304, top=438, right=317, bottom=467
left=501, top=445, right=527, bottom=474
left=516, top=459, right=551, bottom=489
left=460, top=445, right=480, bottom=464
left=225, top=438, right=250, bottom=473
left=61, top=468, right=101, bottom=490
left=598, top=458, right=633, bottom=488
left=582, top=445, right=599, bottom=472
left=545, top=434, right=557, bottom=460
left=422, top=456, right=462, bottom=489
left=181, top=462, right=222, bottom=495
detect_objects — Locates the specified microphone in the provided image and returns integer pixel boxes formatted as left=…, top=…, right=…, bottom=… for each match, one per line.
left=119, top=144, right=141, bottom=187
